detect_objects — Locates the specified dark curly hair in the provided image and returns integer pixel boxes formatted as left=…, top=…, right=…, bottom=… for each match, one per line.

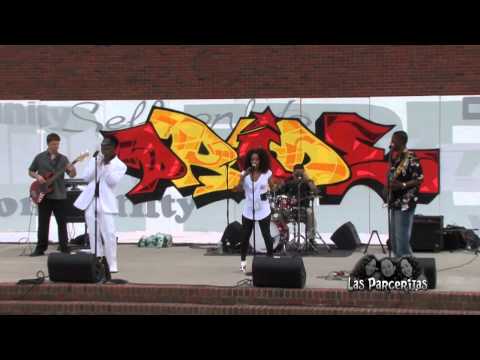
left=243, top=148, right=271, bottom=174
left=393, top=130, right=408, bottom=145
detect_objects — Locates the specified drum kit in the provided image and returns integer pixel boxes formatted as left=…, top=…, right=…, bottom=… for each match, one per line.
left=249, top=188, right=331, bottom=254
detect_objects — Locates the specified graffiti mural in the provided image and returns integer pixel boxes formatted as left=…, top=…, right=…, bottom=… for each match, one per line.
left=315, top=112, right=440, bottom=204
left=103, top=106, right=440, bottom=208
left=4, top=96, right=471, bottom=244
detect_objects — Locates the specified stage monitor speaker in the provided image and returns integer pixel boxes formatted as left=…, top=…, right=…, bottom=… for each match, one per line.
left=220, top=221, right=242, bottom=252
left=331, top=222, right=361, bottom=250
left=411, top=215, right=444, bottom=252
left=47, top=252, right=104, bottom=283
left=252, top=256, right=306, bottom=288
left=416, top=257, right=437, bottom=289
left=65, top=190, right=85, bottom=223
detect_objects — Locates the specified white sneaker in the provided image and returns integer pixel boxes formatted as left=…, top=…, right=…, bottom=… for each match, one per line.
left=240, top=261, right=247, bottom=272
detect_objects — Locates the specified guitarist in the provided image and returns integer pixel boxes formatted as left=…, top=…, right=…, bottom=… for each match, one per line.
left=28, top=133, right=77, bottom=256
left=387, top=130, right=424, bottom=257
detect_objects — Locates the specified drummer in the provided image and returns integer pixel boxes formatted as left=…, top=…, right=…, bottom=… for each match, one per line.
left=278, top=164, right=319, bottom=242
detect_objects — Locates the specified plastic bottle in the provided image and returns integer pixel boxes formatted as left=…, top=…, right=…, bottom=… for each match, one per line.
left=164, top=234, right=173, bottom=248
left=155, top=233, right=165, bottom=248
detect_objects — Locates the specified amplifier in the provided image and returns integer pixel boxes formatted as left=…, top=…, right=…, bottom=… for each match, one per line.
left=411, top=215, right=444, bottom=252
left=65, top=190, right=85, bottom=223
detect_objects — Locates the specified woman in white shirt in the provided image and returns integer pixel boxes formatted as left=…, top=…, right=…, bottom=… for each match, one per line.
left=235, top=148, right=278, bottom=272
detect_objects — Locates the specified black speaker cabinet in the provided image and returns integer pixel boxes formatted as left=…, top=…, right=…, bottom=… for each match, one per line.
left=65, top=190, right=85, bottom=223
left=252, top=256, right=306, bottom=288
left=416, top=257, right=437, bottom=289
left=411, top=215, right=444, bottom=252
left=221, top=221, right=243, bottom=251
left=331, top=222, right=361, bottom=250
left=48, top=252, right=104, bottom=283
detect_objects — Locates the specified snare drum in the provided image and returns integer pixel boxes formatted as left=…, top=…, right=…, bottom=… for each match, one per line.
left=275, top=195, right=293, bottom=211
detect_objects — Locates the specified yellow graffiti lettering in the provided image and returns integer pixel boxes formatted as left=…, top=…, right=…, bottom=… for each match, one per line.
left=149, top=109, right=240, bottom=197
left=271, top=119, right=350, bottom=185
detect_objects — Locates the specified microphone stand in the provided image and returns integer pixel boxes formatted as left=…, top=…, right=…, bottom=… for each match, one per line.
left=297, top=178, right=302, bottom=248
left=94, top=153, right=110, bottom=282
left=296, top=177, right=304, bottom=251
left=94, top=153, right=100, bottom=280
left=387, top=149, right=394, bottom=258
left=251, top=167, right=256, bottom=257
left=226, top=163, right=230, bottom=225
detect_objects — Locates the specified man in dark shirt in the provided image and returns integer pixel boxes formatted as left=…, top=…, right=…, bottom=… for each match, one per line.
left=28, top=133, right=77, bottom=256
left=388, top=130, right=424, bottom=257
left=279, top=164, right=319, bottom=241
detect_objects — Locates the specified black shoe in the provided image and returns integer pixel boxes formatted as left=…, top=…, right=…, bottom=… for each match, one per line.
left=30, top=249, right=45, bottom=257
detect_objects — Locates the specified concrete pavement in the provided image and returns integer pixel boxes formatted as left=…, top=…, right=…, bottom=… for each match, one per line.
left=0, top=244, right=479, bottom=292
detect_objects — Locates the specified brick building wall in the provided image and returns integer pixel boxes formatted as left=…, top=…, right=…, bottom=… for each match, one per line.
left=0, top=45, right=479, bottom=100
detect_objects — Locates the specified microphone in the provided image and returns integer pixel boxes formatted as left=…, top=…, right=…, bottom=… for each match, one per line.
left=93, top=150, right=100, bottom=158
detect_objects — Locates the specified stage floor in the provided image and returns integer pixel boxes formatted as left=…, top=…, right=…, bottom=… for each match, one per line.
left=0, top=244, right=479, bottom=292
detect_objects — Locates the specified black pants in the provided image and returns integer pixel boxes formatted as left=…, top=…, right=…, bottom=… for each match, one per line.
left=241, top=214, right=274, bottom=261
left=37, top=198, right=68, bottom=252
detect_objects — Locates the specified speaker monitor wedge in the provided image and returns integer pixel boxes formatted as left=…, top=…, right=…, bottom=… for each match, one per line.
left=47, top=252, right=105, bottom=283
left=252, top=256, right=306, bottom=288
left=331, top=222, right=361, bottom=250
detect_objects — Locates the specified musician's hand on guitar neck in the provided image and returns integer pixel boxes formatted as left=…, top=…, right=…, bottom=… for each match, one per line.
left=36, top=175, right=46, bottom=184
left=390, top=179, right=404, bottom=191
left=66, top=163, right=76, bottom=174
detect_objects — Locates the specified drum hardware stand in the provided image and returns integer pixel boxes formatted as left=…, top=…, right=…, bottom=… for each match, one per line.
left=310, top=194, right=331, bottom=253
left=363, top=229, right=387, bottom=254
left=290, top=180, right=331, bottom=254
left=290, top=178, right=304, bottom=253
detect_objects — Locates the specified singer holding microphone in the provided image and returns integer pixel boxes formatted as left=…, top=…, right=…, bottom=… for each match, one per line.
left=235, top=148, right=278, bottom=272
left=74, top=136, right=127, bottom=273
left=387, top=131, right=424, bottom=257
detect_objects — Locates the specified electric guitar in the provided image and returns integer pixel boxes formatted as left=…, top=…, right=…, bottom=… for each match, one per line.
left=29, top=152, right=89, bottom=204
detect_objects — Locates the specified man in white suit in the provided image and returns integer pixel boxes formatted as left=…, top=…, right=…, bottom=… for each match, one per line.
left=74, top=136, right=127, bottom=273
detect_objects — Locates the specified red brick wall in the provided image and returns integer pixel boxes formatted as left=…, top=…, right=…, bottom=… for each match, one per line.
left=1, top=283, right=480, bottom=315
left=0, top=45, right=479, bottom=100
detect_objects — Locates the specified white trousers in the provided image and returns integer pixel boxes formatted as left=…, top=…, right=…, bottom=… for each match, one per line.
left=85, top=199, right=118, bottom=272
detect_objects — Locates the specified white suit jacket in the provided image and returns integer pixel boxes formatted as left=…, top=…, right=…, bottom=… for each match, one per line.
left=74, top=155, right=127, bottom=214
